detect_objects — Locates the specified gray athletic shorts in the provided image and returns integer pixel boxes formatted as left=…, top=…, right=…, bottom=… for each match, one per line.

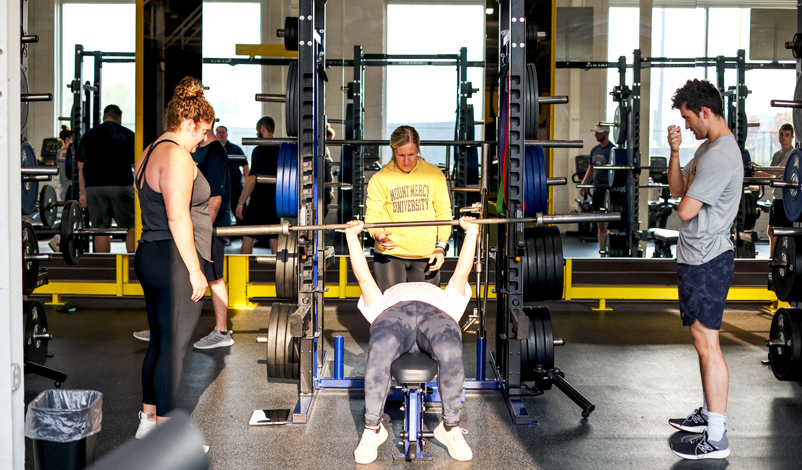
left=86, top=185, right=135, bottom=229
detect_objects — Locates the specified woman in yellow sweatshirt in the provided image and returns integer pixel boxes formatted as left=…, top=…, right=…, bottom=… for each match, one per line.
left=364, top=126, right=453, bottom=291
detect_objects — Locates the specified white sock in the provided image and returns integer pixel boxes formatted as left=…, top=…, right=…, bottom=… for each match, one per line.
left=706, top=411, right=726, bottom=442
left=701, top=394, right=709, bottom=419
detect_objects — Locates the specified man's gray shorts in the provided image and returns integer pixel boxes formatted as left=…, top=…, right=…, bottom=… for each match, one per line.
left=86, top=185, right=135, bottom=229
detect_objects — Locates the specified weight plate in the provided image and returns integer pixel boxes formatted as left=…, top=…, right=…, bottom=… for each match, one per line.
left=60, top=200, right=83, bottom=265
left=466, top=147, right=479, bottom=186
left=276, top=143, right=287, bottom=218
left=529, top=145, right=540, bottom=216
left=535, top=228, right=548, bottom=296
left=22, top=222, right=39, bottom=296
left=345, top=103, right=354, bottom=141
left=522, top=146, right=534, bottom=217
left=533, top=314, right=546, bottom=369
left=341, top=145, right=354, bottom=184
left=521, top=306, right=555, bottom=382
left=21, top=142, right=39, bottom=215
left=542, top=226, right=555, bottom=296
left=526, top=63, right=539, bottom=140
left=275, top=233, right=289, bottom=299
left=338, top=188, right=353, bottom=224
left=533, top=145, right=548, bottom=214
left=39, top=185, right=58, bottom=229
left=285, top=233, right=298, bottom=299
left=266, top=303, right=300, bottom=380
left=266, top=302, right=282, bottom=378
left=783, top=149, right=802, bottom=222
left=604, top=190, right=627, bottom=231
left=21, top=65, right=29, bottom=135
left=794, top=76, right=802, bottom=142
left=542, top=306, right=555, bottom=368
left=613, top=106, right=629, bottom=147
left=283, top=17, right=299, bottom=52
left=768, top=307, right=802, bottom=381
left=23, top=299, right=48, bottom=366
left=275, top=302, right=289, bottom=378
left=549, top=226, right=565, bottom=299
left=773, top=236, right=802, bottom=301
left=285, top=61, right=298, bottom=137
left=607, top=149, right=629, bottom=188
left=605, top=232, right=628, bottom=257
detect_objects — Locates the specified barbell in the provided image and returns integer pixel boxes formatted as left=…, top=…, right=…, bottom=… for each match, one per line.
left=242, top=137, right=585, bottom=148
left=58, top=201, right=130, bottom=265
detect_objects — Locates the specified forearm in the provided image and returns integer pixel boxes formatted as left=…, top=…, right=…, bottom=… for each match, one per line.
left=168, top=217, right=202, bottom=274
left=451, top=233, right=478, bottom=290
left=346, top=233, right=372, bottom=282
left=580, top=166, right=594, bottom=185
left=238, top=176, right=256, bottom=205
left=668, top=152, right=686, bottom=197
left=208, top=196, right=222, bottom=222
left=78, top=162, right=86, bottom=192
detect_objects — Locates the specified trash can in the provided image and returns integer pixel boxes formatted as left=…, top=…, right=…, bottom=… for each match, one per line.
left=25, top=390, right=103, bottom=470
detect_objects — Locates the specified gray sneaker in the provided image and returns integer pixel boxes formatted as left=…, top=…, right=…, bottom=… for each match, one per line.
left=194, top=329, right=234, bottom=350
left=133, top=330, right=150, bottom=341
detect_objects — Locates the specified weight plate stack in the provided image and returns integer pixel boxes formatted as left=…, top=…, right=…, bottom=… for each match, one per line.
left=773, top=236, right=802, bottom=301
left=21, top=141, right=39, bottom=215
left=285, top=61, right=299, bottom=137
left=23, top=299, right=49, bottom=366
left=522, top=226, right=564, bottom=301
left=783, top=149, right=802, bottom=222
left=275, top=233, right=298, bottom=300
left=521, top=305, right=555, bottom=384
left=525, top=63, right=540, bottom=140
left=276, top=143, right=298, bottom=218
left=266, top=303, right=300, bottom=380
left=739, top=191, right=758, bottom=231
left=22, top=222, right=39, bottom=296
left=523, top=145, right=549, bottom=217
left=39, top=185, right=58, bottom=229
left=736, top=239, right=756, bottom=259
left=613, top=105, right=629, bottom=147
left=345, top=103, right=354, bottom=141
left=604, top=232, right=628, bottom=257
left=768, top=307, right=802, bottom=381
left=603, top=190, right=627, bottom=231
left=283, top=16, right=299, bottom=52
left=606, top=149, right=629, bottom=188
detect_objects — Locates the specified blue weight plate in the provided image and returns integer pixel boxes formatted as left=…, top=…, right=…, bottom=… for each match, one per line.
left=276, top=144, right=286, bottom=218
left=286, top=143, right=298, bottom=218
left=531, top=145, right=544, bottom=215
left=524, top=146, right=535, bottom=217
left=466, top=146, right=479, bottom=185
left=784, top=149, right=802, bottom=222
left=281, top=143, right=292, bottom=218
left=533, top=145, right=548, bottom=213
left=21, top=142, right=39, bottom=215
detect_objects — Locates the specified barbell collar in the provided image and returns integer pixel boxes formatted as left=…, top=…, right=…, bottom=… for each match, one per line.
left=538, top=96, right=569, bottom=105
left=256, top=93, right=286, bottom=103
left=25, top=254, right=52, bottom=262
left=766, top=339, right=788, bottom=347
left=547, top=177, right=567, bottom=186
left=255, top=255, right=277, bottom=264
left=21, top=93, right=53, bottom=102
left=771, top=99, right=802, bottom=108
left=743, top=177, right=779, bottom=185
left=770, top=180, right=801, bottom=189
left=21, top=35, right=39, bottom=43
left=769, top=227, right=802, bottom=236
left=21, top=167, right=59, bottom=176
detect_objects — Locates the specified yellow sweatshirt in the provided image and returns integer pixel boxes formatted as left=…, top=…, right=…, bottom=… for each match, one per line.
left=365, top=157, right=452, bottom=259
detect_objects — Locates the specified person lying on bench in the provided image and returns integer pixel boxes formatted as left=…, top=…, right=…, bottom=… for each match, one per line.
left=346, top=217, right=479, bottom=464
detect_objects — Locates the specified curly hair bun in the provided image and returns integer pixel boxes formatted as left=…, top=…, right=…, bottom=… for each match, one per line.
left=173, top=77, right=205, bottom=101
left=61, top=124, right=70, bottom=132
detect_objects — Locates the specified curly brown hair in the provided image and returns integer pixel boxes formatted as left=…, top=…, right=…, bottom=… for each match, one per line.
left=163, top=77, right=215, bottom=132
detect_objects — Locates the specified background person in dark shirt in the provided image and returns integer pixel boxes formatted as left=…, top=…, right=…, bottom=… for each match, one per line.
left=235, top=116, right=280, bottom=254
left=76, top=104, right=136, bottom=252
left=216, top=125, right=249, bottom=220
left=579, top=125, right=615, bottom=254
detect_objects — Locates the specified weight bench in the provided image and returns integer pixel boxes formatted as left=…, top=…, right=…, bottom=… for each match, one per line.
left=649, top=228, right=679, bottom=259
left=391, top=350, right=438, bottom=462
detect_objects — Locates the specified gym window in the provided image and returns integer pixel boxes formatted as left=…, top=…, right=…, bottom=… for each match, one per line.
left=385, top=3, right=485, bottom=166
left=202, top=1, right=262, bottom=160
left=60, top=2, right=136, bottom=130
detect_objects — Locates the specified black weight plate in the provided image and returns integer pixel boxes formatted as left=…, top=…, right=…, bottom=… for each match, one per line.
left=613, top=106, right=629, bottom=147
left=542, top=308, right=555, bottom=369
left=466, top=147, right=479, bottom=185
left=266, top=303, right=282, bottom=378
left=21, top=65, right=29, bottom=134
left=345, top=103, right=354, bottom=140
left=283, top=233, right=298, bottom=300
left=535, top=228, right=549, bottom=298
left=21, top=142, right=39, bottom=215
left=769, top=307, right=802, bottom=381
left=794, top=76, right=802, bottom=142
left=285, top=61, right=298, bottom=137
left=548, top=226, right=565, bottom=300
left=275, top=303, right=289, bottom=378
left=741, top=192, right=757, bottom=231
left=284, top=306, right=297, bottom=379
left=773, top=236, right=802, bottom=301
left=523, top=233, right=537, bottom=303
left=24, top=299, right=48, bottom=366
left=543, top=226, right=555, bottom=297
left=283, top=16, right=299, bottom=51
left=608, top=149, right=629, bottom=188
left=526, top=64, right=539, bottom=140
left=605, top=191, right=627, bottom=231
left=60, top=200, right=83, bottom=265
left=783, top=149, right=802, bottom=222
left=275, top=233, right=288, bottom=299
left=533, top=313, right=546, bottom=368
left=39, top=185, right=58, bottom=229
left=339, top=188, right=353, bottom=223
left=341, top=145, right=354, bottom=184
left=22, top=222, right=39, bottom=296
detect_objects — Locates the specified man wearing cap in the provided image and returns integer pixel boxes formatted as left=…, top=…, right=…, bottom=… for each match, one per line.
left=579, top=125, right=615, bottom=254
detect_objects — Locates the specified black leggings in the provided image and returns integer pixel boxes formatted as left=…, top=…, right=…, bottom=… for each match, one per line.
left=135, top=239, right=205, bottom=416
left=371, top=252, right=440, bottom=292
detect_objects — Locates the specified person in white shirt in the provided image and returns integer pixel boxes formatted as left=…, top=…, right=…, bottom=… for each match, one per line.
left=346, top=216, right=478, bottom=464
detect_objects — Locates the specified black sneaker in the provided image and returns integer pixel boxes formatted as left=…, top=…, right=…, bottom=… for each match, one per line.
left=668, top=407, right=708, bottom=433
left=671, top=431, right=730, bottom=460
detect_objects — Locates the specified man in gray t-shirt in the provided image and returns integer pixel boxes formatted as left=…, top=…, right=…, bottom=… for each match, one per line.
left=664, top=79, right=742, bottom=461
left=751, top=123, right=794, bottom=254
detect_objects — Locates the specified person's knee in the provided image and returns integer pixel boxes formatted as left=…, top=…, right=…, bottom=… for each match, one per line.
left=690, top=321, right=721, bottom=358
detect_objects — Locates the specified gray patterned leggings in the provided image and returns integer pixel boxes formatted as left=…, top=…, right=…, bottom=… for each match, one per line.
left=364, top=301, right=464, bottom=427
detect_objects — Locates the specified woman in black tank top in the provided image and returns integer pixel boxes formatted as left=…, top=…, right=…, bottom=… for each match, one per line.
left=133, top=77, right=216, bottom=438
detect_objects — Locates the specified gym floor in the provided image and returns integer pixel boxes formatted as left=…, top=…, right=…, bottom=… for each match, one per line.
left=22, top=296, right=802, bottom=469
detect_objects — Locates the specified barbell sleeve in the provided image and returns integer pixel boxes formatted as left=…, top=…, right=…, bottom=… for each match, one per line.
left=25, top=254, right=52, bottom=262
left=21, top=167, right=59, bottom=176
left=21, top=93, right=53, bottom=102
left=256, top=93, right=286, bottom=103
left=525, top=140, right=583, bottom=148
left=553, top=338, right=565, bottom=346
left=547, top=177, right=567, bottom=186
left=743, top=177, right=779, bottom=185
left=770, top=180, right=801, bottom=189
left=769, top=260, right=788, bottom=268
left=24, top=175, right=52, bottom=182
left=748, top=123, right=760, bottom=128
left=598, top=121, right=618, bottom=127
left=576, top=184, right=594, bottom=188
left=771, top=100, right=802, bottom=108
left=451, top=187, right=482, bottom=193
left=21, top=35, right=39, bottom=43
left=538, top=96, right=569, bottom=105
left=755, top=166, right=785, bottom=172
left=255, top=255, right=277, bottom=264
left=766, top=339, right=787, bottom=347
left=769, top=227, right=802, bottom=236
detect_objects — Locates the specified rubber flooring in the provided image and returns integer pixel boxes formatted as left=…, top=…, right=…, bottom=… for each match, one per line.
left=22, top=297, right=802, bottom=470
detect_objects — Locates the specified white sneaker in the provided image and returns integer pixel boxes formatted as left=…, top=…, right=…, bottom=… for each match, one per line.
left=135, top=411, right=157, bottom=439
left=353, top=423, right=388, bottom=464
left=433, top=422, right=472, bottom=461
left=133, top=330, right=150, bottom=341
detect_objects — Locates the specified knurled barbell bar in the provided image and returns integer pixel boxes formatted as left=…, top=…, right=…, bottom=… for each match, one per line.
left=242, top=137, right=585, bottom=148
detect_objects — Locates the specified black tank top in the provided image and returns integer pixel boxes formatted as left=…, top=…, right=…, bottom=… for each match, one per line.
left=136, top=140, right=212, bottom=261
